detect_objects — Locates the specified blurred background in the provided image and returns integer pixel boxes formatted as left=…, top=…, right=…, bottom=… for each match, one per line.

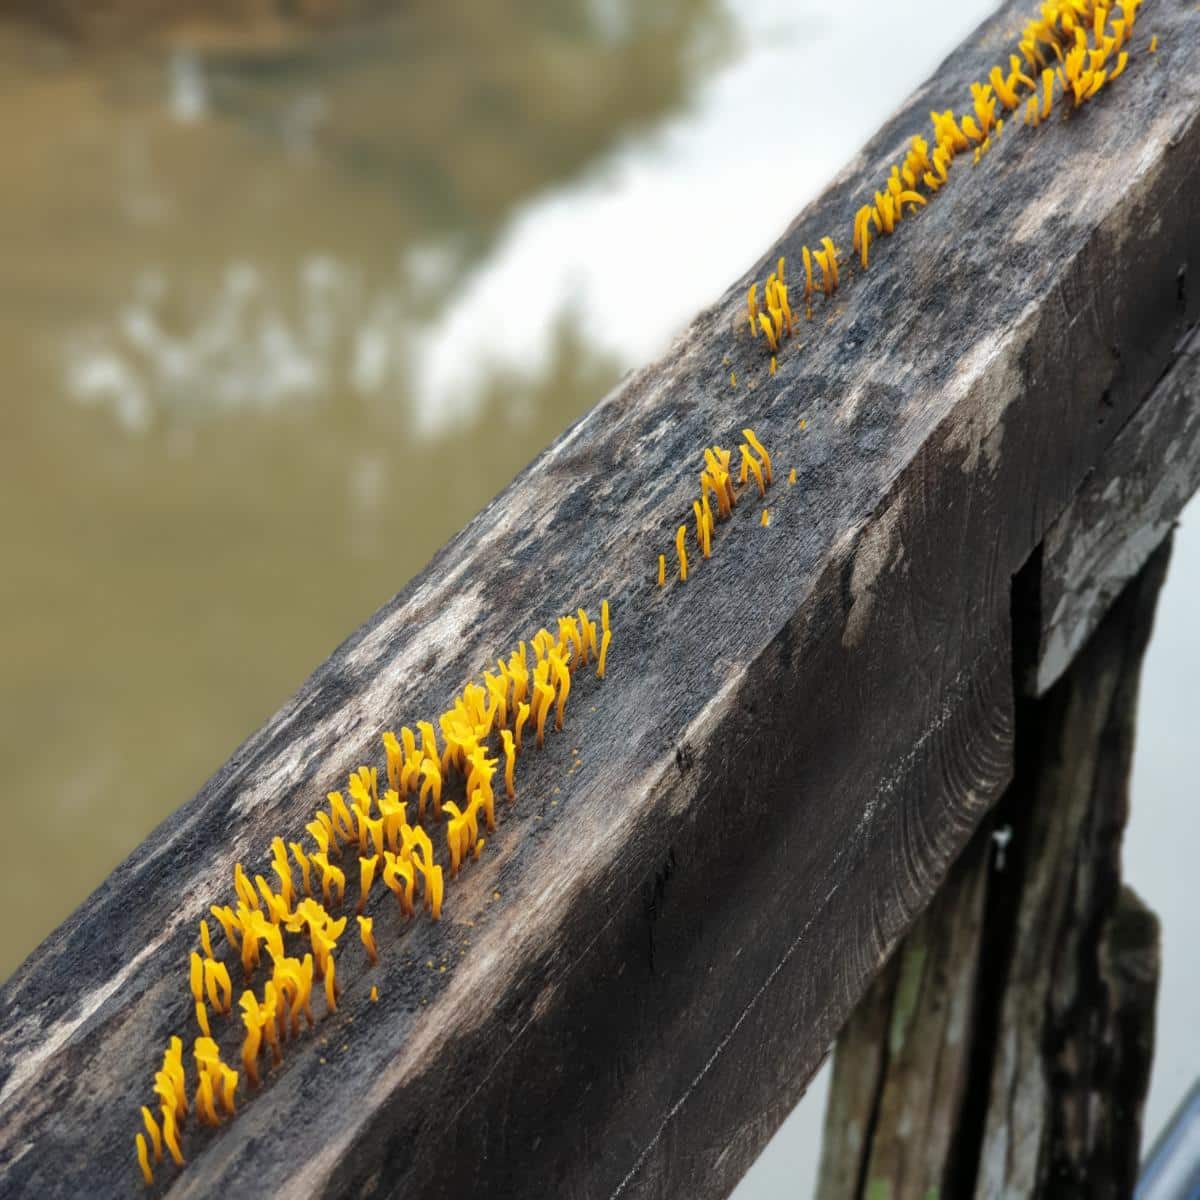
left=0, top=0, right=1195, bottom=1192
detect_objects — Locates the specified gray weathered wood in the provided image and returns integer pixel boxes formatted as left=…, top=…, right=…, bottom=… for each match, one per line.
left=1, top=4, right=1198, bottom=1197
left=1038, top=326, right=1200, bottom=694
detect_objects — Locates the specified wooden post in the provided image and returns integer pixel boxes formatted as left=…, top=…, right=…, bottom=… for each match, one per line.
left=817, top=540, right=1169, bottom=1200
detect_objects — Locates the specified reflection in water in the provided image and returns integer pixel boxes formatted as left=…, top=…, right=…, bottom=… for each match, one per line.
left=0, top=0, right=726, bottom=981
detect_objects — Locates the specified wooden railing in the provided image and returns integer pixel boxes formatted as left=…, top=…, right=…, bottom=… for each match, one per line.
left=1, top=2, right=1197, bottom=1196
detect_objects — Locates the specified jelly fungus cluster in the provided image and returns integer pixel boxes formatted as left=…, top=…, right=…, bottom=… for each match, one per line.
left=746, top=0, right=1147, bottom=364
left=660, top=429, right=773, bottom=585
left=134, top=604, right=611, bottom=1185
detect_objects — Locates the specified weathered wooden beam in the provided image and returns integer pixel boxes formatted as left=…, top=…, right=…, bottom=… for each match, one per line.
left=815, top=540, right=1169, bottom=1200
left=1038, top=326, right=1200, bottom=694
left=1, top=4, right=1198, bottom=1197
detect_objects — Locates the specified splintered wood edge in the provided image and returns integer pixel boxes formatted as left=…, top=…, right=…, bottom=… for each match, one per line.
left=0, top=3, right=1198, bottom=1197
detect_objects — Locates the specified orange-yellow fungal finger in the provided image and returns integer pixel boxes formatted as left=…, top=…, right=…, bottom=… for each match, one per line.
left=136, top=1133, right=153, bottom=1186
left=742, top=428, right=772, bottom=484
left=553, top=656, right=571, bottom=731
left=140, top=1107, right=163, bottom=1162
left=357, top=855, right=379, bottom=914
left=210, top=905, right=241, bottom=950
left=813, top=250, right=832, bottom=296
left=802, top=246, right=813, bottom=302
left=514, top=700, right=531, bottom=752
left=1041, top=67, right=1055, bottom=118
left=747, top=282, right=758, bottom=335
left=197, top=1072, right=220, bottom=1127
left=756, top=312, right=778, bottom=352
left=500, top=729, right=517, bottom=799
left=427, top=864, right=444, bottom=921
left=204, top=958, right=231, bottom=1014
left=746, top=454, right=766, bottom=498
left=675, top=524, right=688, bottom=582
left=657, top=554, right=666, bottom=588
left=358, top=915, right=377, bottom=965
left=195, top=1000, right=211, bottom=1038
left=199, top=919, right=214, bottom=960
left=534, top=680, right=555, bottom=748
left=161, top=1106, right=184, bottom=1166
left=761, top=510, right=770, bottom=527
left=693, top=499, right=705, bottom=548
left=820, top=237, right=839, bottom=290
left=220, top=1066, right=238, bottom=1115
left=597, top=628, right=612, bottom=679
left=325, top=956, right=338, bottom=1013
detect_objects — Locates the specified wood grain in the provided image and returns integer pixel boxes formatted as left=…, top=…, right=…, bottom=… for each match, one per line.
left=1, top=3, right=1198, bottom=1197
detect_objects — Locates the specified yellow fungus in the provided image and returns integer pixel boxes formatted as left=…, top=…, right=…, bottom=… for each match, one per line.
left=756, top=313, right=778, bottom=353
left=675, top=525, right=688, bottom=583
left=210, top=905, right=241, bottom=950
left=747, top=283, right=758, bottom=335
left=136, top=1133, right=153, bottom=1186
left=761, top=510, right=770, bottom=527
left=770, top=355, right=777, bottom=376
left=325, top=956, right=338, bottom=1013
left=552, top=654, right=571, bottom=731
left=418, top=758, right=443, bottom=821
left=501, top=729, right=517, bottom=799
left=1149, top=34, right=1157, bottom=52
left=746, top=454, right=766, bottom=498
left=534, top=680, right=555, bottom=748
left=357, top=855, right=379, bottom=914
left=382, top=853, right=416, bottom=917
left=161, top=1105, right=184, bottom=1166
left=370, top=986, right=379, bottom=1003
left=197, top=1071, right=220, bottom=1127
left=1041, top=67, right=1056, bottom=119
left=1110, top=49, right=1129, bottom=77
left=820, top=237, right=839, bottom=290
left=597, top=629, right=612, bottom=680
left=234, top=863, right=259, bottom=912
left=730, top=371, right=737, bottom=387
left=204, top=958, right=232, bottom=1014
left=743, top=428, right=773, bottom=484
left=802, top=246, right=813, bottom=302
left=140, top=1106, right=163, bottom=1162
left=514, top=700, right=531, bottom=752
left=199, top=919, right=214, bottom=961
left=220, top=1065, right=238, bottom=1115
left=358, top=916, right=377, bottom=965
left=813, top=249, right=834, bottom=297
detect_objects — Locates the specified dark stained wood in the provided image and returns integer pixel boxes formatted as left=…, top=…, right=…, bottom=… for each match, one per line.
left=815, top=826, right=992, bottom=1200
left=1038, top=326, right=1200, bottom=694
left=1, top=4, right=1198, bottom=1198
left=815, top=540, right=1169, bottom=1200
